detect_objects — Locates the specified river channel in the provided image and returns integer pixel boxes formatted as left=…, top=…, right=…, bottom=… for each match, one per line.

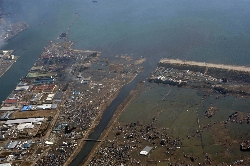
left=69, top=57, right=160, bottom=165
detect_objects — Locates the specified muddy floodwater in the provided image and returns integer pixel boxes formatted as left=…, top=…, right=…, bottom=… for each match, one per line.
left=114, top=83, right=250, bottom=165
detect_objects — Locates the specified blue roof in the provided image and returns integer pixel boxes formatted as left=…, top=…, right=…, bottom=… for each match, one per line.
left=21, top=106, right=28, bottom=111
left=21, top=105, right=33, bottom=111
left=61, top=123, right=67, bottom=127
left=54, top=125, right=61, bottom=131
left=23, top=143, right=30, bottom=148
left=51, top=104, right=57, bottom=109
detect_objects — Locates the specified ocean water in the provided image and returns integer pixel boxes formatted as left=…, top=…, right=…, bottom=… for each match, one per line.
left=1, top=0, right=250, bottom=102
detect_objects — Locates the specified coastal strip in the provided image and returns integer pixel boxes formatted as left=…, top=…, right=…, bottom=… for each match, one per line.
left=160, top=58, right=250, bottom=72
left=0, top=50, right=20, bottom=78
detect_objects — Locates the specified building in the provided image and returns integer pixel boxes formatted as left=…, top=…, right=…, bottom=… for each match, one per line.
left=14, top=85, right=29, bottom=91
left=0, top=163, right=11, bottom=166
left=5, top=141, right=18, bottom=149
left=0, top=106, right=19, bottom=111
left=30, top=66, right=43, bottom=72
left=45, top=141, right=53, bottom=145
left=30, top=93, right=43, bottom=104
left=1, top=112, right=12, bottom=119
left=140, top=146, right=153, bottom=156
left=5, top=118, right=44, bottom=125
left=23, top=140, right=32, bottom=149
left=36, top=104, right=52, bottom=110
left=45, top=93, right=55, bottom=103
left=21, top=105, right=35, bottom=111
left=10, top=55, right=14, bottom=60
left=17, top=123, right=34, bottom=130
left=54, top=92, right=63, bottom=100
left=31, top=84, right=56, bottom=93
left=4, top=99, right=18, bottom=105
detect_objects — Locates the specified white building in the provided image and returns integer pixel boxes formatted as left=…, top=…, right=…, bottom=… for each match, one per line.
left=140, top=146, right=153, bottom=156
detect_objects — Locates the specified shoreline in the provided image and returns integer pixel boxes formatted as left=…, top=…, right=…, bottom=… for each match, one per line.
left=160, top=58, right=250, bottom=72
left=2, top=23, right=29, bottom=42
left=0, top=56, right=19, bottom=78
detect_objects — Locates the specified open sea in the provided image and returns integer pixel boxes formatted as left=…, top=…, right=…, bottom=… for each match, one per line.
left=1, top=1, right=250, bottom=164
left=1, top=0, right=250, bottom=101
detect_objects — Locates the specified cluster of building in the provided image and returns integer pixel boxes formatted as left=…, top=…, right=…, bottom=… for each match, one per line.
left=0, top=78, right=55, bottom=140
left=5, top=140, right=32, bottom=150
left=35, top=54, right=139, bottom=165
left=0, top=79, right=58, bottom=119
left=0, top=41, right=89, bottom=165
left=0, top=50, right=15, bottom=60
left=148, top=66, right=221, bottom=86
left=35, top=144, right=74, bottom=166
left=88, top=143, right=132, bottom=165
left=0, top=50, right=17, bottom=77
left=0, top=21, right=29, bottom=41
left=0, top=37, right=142, bottom=165
left=88, top=122, right=182, bottom=165
left=0, top=139, right=33, bottom=165
left=226, top=111, right=250, bottom=124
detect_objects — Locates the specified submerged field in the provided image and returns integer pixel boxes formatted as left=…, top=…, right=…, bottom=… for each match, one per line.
left=115, top=83, right=250, bottom=165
